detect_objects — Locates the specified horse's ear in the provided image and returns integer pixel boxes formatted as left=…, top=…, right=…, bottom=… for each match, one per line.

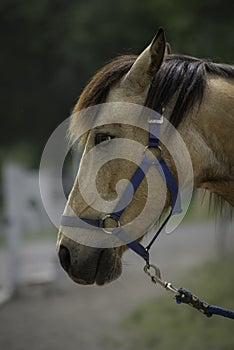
left=165, top=42, right=171, bottom=55
left=122, top=28, right=166, bottom=90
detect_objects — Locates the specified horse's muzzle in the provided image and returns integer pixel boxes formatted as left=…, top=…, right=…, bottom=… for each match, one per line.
left=57, top=234, right=122, bottom=285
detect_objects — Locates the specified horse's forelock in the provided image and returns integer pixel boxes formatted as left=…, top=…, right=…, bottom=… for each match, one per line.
left=68, top=55, right=137, bottom=146
left=74, top=55, right=137, bottom=112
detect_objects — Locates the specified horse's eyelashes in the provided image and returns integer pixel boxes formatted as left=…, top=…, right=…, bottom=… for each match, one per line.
left=95, top=133, right=114, bottom=145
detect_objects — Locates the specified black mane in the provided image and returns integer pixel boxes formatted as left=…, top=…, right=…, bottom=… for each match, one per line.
left=145, top=54, right=234, bottom=127
left=75, top=53, right=234, bottom=128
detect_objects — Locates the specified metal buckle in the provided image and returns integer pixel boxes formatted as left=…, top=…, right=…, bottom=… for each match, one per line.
left=102, top=214, right=120, bottom=234
left=148, top=115, right=163, bottom=124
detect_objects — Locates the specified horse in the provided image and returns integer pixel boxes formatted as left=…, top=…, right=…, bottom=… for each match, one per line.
left=57, top=28, right=234, bottom=285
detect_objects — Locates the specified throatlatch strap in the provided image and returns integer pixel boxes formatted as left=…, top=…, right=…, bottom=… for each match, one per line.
left=156, top=157, right=182, bottom=214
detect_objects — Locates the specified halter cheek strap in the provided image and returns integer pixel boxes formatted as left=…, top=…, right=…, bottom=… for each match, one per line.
left=108, top=114, right=181, bottom=263
left=60, top=111, right=182, bottom=264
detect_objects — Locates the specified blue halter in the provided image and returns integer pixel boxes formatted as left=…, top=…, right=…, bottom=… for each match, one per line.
left=60, top=112, right=234, bottom=321
left=61, top=111, right=182, bottom=264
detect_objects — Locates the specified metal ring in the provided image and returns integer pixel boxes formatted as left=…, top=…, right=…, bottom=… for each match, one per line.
left=143, top=145, right=162, bottom=158
left=143, top=264, right=161, bottom=278
left=102, top=214, right=120, bottom=234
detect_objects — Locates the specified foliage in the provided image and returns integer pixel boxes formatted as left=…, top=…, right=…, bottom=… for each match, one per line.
left=1, top=0, right=233, bottom=165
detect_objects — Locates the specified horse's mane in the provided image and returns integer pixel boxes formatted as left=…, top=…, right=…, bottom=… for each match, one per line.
left=146, top=54, right=234, bottom=127
left=74, top=54, right=234, bottom=129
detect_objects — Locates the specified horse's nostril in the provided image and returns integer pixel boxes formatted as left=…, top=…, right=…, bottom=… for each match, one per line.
left=58, top=245, right=71, bottom=273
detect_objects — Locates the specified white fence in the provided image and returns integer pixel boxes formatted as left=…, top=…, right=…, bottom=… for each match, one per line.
left=0, top=162, right=65, bottom=303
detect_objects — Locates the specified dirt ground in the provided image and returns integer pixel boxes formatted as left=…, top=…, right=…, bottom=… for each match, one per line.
left=0, top=221, right=233, bottom=350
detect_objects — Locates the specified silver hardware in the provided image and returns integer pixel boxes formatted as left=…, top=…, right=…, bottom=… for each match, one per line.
left=143, top=145, right=162, bottom=159
left=144, top=264, right=161, bottom=279
left=144, top=263, right=178, bottom=294
left=164, top=282, right=179, bottom=294
left=148, top=115, right=164, bottom=124
left=102, top=214, right=120, bottom=234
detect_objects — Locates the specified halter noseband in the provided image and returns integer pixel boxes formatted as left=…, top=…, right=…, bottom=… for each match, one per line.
left=61, top=111, right=182, bottom=264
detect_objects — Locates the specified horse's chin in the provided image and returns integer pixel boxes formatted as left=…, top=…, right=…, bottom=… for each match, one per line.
left=69, top=252, right=122, bottom=286
left=69, top=258, right=122, bottom=286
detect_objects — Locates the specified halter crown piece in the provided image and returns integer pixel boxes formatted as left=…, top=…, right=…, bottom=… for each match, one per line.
left=60, top=111, right=234, bottom=320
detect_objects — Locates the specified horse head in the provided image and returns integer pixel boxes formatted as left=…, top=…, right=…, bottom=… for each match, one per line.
left=57, top=29, right=175, bottom=285
left=57, top=28, right=234, bottom=285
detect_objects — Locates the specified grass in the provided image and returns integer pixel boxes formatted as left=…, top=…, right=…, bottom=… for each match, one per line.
left=102, top=253, right=234, bottom=350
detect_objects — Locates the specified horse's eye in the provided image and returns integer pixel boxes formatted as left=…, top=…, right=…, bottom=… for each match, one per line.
left=95, top=133, right=114, bottom=145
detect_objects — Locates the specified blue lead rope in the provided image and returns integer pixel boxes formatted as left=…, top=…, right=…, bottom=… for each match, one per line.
left=144, top=264, right=234, bottom=320
left=175, top=288, right=234, bottom=320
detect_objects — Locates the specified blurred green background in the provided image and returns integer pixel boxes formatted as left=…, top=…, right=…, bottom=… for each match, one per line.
left=1, top=0, right=234, bottom=167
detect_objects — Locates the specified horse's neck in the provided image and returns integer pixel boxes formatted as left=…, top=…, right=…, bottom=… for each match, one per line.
left=180, top=76, right=234, bottom=205
left=198, top=76, right=234, bottom=165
